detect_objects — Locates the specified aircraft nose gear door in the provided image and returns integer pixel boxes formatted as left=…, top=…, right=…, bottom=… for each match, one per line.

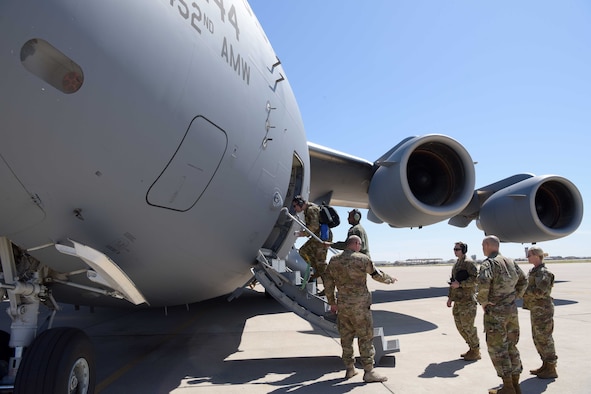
left=55, top=240, right=147, bottom=305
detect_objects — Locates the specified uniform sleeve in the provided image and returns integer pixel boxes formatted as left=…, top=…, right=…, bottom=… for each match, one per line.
left=324, top=260, right=337, bottom=305
left=476, top=260, right=492, bottom=305
left=533, top=269, right=554, bottom=296
left=332, top=227, right=358, bottom=251
left=367, top=260, right=394, bottom=284
left=305, top=205, right=320, bottom=234
left=447, top=265, right=454, bottom=298
left=514, top=263, right=528, bottom=298
left=331, top=241, right=346, bottom=250
left=465, top=261, right=478, bottom=287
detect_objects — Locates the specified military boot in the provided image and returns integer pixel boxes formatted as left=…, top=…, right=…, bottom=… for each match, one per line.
left=460, top=348, right=470, bottom=358
left=344, top=366, right=358, bottom=379
left=363, top=369, right=388, bottom=383
left=512, top=374, right=521, bottom=394
left=463, top=347, right=481, bottom=361
left=529, top=361, right=546, bottom=375
left=537, top=362, right=558, bottom=379
left=488, top=377, right=516, bottom=394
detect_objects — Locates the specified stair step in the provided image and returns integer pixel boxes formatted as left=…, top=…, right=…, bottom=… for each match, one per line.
left=252, top=261, right=338, bottom=336
left=373, top=326, right=400, bottom=366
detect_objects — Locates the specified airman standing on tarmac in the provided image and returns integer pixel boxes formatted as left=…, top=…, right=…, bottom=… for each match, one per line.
left=324, top=235, right=397, bottom=383
left=523, top=246, right=558, bottom=379
left=477, top=235, right=527, bottom=394
left=447, top=241, right=480, bottom=361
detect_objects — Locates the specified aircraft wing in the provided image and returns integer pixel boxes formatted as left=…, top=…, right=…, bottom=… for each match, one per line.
left=309, top=135, right=583, bottom=243
left=307, top=142, right=374, bottom=208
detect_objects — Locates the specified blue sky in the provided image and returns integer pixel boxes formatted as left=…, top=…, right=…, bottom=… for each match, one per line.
left=249, top=1, right=591, bottom=262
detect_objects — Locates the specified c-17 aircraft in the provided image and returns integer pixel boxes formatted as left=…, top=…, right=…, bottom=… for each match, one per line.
left=0, top=1, right=583, bottom=393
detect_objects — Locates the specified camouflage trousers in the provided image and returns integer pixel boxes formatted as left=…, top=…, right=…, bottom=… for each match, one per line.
left=453, top=300, right=479, bottom=349
left=483, top=303, right=522, bottom=378
left=337, top=302, right=375, bottom=371
left=299, top=238, right=330, bottom=278
left=530, top=304, right=557, bottom=363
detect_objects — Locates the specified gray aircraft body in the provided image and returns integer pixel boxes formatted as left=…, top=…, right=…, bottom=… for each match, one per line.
left=0, top=1, right=583, bottom=392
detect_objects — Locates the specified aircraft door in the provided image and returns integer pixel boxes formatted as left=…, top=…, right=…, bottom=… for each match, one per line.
left=262, top=154, right=303, bottom=256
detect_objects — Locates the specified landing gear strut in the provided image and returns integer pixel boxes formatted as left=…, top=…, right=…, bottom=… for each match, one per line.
left=0, top=237, right=95, bottom=393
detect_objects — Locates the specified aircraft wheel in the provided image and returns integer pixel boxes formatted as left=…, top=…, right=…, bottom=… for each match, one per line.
left=0, top=330, right=10, bottom=360
left=0, top=330, right=10, bottom=379
left=14, top=327, right=95, bottom=394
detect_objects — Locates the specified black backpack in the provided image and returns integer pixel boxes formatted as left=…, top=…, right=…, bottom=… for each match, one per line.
left=319, top=203, right=340, bottom=228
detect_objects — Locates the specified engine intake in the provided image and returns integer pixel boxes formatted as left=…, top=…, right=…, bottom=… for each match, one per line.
left=478, top=175, right=583, bottom=243
left=368, top=135, right=475, bottom=227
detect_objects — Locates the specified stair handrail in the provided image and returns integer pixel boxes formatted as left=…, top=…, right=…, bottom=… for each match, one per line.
left=280, top=208, right=338, bottom=255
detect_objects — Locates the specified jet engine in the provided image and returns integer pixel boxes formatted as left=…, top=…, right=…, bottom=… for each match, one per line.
left=368, top=134, right=476, bottom=227
left=477, top=175, right=583, bottom=243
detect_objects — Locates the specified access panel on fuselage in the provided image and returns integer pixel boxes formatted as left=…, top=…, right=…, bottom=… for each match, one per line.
left=146, top=116, right=227, bottom=211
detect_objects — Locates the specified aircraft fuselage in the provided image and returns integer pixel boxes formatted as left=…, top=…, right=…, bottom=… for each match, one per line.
left=0, top=0, right=307, bottom=306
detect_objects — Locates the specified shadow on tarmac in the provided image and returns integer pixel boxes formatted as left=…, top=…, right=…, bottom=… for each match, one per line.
left=372, top=287, right=449, bottom=303
left=93, top=290, right=295, bottom=392
left=184, top=356, right=341, bottom=384
left=519, top=376, right=556, bottom=394
left=419, top=358, right=474, bottom=378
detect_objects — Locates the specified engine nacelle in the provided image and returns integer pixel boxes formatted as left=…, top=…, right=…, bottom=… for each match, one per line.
left=478, top=175, right=583, bottom=243
left=368, top=134, right=475, bottom=227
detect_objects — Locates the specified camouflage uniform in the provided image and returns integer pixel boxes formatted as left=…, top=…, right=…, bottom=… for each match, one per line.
left=299, top=203, right=332, bottom=279
left=448, top=256, right=479, bottom=350
left=477, top=252, right=527, bottom=378
left=523, top=264, right=557, bottom=364
left=332, top=223, right=371, bottom=258
left=324, top=250, right=393, bottom=371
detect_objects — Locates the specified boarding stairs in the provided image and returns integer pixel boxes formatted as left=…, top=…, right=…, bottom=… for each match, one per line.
left=252, top=250, right=339, bottom=335
left=229, top=209, right=400, bottom=364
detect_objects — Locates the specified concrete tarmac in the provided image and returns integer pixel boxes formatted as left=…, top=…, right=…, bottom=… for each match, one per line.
left=2, top=262, right=589, bottom=393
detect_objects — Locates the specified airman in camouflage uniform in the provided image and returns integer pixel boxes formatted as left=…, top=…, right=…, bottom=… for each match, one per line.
left=477, top=235, right=527, bottom=394
left=292, top=196, right=332, bottom=285
left=324, top=235, right=396, bottom=383
left=332, top=209, right=371, bottom=257
left=447, top=241, right=480, bottom=361
left=523, top=246, right=558, bottom=379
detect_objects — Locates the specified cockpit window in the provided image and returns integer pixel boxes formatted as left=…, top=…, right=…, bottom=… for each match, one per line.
left=20, top=38, right=84, bottom=94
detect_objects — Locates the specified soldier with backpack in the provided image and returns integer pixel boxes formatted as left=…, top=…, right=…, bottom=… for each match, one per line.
left=292, top=196, right=335, bottom=290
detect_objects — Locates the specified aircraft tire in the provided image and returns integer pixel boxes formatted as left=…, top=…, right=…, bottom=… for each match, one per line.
left=0, top=330, right=9, bottom=379
left=14, top=327, right=95, bottom=394
left=0, top=330, right=10, bottom=361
